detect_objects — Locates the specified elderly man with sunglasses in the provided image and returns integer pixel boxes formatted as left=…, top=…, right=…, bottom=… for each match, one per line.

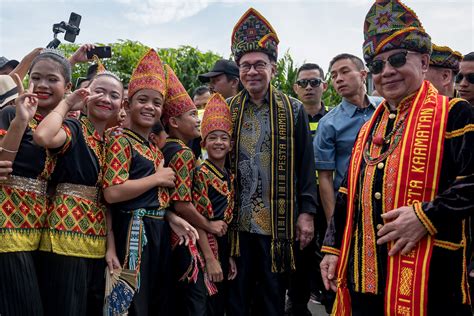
left=457, top=52, right=474, bottom=105
left=320, top=0, right=474, bottom=315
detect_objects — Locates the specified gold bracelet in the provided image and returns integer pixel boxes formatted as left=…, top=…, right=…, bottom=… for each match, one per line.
left=0, top=146, right=18, bottom=153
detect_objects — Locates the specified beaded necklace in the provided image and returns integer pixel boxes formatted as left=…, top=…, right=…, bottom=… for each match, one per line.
left=363, top=109, right=410, bottom=165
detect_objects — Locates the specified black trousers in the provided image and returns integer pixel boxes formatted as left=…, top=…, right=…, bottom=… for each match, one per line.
left=287, top=239, right=318, bottom=315
left=207, top=235, right=231, bottom=316
left=172, top=244, right=208, bottom=316
left=0, top=251, right=43, bottom=316
left=227, top=232, right=288, bottom=316
left=37, top=252, right=105, bottom=316
left=288, top=212, right=335, bottom=315
left=113, top=211, right=173, bottom=316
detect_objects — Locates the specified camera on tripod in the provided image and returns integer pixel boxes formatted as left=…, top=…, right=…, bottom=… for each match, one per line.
left=47, top=13, right=82, bottom=49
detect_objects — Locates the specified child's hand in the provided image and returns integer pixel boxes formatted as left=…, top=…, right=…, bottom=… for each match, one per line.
left=109, top=126, right=124, bottom=137
left=10, top=73, right=24, bottom=95
left=65, top=88, right=101, bottom=112
left=0, top=161, right=13, bottom=180
left=209, top=220, right=228, bottom=237
left=155, top=160, right=176, bottom=188
left=14, top=82, right=38, bottom=123
left=168, top=212, right=199, bottom=246
left=105, top=245, right=121, bottom=275
left=228, top=257, right=237, bottom=280
left=206, top=257, right=223, bottom=283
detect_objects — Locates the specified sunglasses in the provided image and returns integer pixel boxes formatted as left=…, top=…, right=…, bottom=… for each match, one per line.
left=367, top=51, right=414, bottom=74
left=455, top=73, right=474, bottom=84
left=296, top=78, right=323, bottom=88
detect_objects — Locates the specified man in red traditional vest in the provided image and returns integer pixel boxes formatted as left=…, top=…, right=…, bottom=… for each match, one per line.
left=320, top=1, right=474, bottom=315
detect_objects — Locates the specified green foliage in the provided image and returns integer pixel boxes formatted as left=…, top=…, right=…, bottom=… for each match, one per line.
left=158, top=45, right=222, bottom=96
left=322, top=76, right=342, bottom=109
left=59, top=40, right=222, bottom=95
left=272, top=50, right=298, bottom=98
left=59, top=39, right=342, bottom=106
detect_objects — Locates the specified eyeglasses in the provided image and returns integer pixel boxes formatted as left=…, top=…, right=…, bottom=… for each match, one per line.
left=366, top=51, right=414, bottom=74
left=296, top=78, right=323, bottom=88
left=455, top=73, right=474, bottom=84
left=239, top=61, right=269, bottom=73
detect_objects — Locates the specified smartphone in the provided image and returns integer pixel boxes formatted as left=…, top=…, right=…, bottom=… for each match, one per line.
left=87, top=46, right=112, bottom=59
left=64, top=12, right=81, bottom=43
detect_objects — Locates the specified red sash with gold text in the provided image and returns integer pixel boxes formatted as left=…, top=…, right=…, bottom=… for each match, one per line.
left=333, top=81, right=449, bottom=316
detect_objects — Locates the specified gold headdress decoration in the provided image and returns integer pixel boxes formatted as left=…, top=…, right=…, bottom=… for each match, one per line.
left=200, top=93, right=232, bottom=142
left=161, top=64, right=196, bottom=126
left=128, top=49, right=166, bottom=99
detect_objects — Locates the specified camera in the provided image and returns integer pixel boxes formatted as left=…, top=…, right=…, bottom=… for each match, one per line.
left=47, top=13, right=82, bottom=49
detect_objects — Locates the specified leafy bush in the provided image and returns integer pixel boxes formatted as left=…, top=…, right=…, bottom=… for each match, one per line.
left=59, top=40, right=342, bottom=106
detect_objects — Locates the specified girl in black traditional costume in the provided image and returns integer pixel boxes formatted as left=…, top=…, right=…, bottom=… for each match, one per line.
left=34, top=61, right=123, bottom=316
left=0, top=50, right=72, bottom=316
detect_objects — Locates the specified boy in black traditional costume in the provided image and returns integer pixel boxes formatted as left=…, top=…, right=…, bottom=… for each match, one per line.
left=193, top=93, right=237, bottom=315
left=102, top=49, right=197, bottom=316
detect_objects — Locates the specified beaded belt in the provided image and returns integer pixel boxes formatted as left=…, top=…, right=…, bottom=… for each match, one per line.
left=0, top=175, right=47, bottom=195
left=56, top=183, right=99, bottom=202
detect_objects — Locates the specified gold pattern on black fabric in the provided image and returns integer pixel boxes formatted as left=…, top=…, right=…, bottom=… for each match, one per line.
left=229, top=87, right=296, bottom=272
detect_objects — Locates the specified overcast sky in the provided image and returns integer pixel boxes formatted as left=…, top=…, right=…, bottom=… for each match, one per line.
left=1, top=0, right=473, bottom=73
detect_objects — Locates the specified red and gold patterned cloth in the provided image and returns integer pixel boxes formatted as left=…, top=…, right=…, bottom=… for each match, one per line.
left=128, top=48, right=166, bottom=99
left=164, top=138, right=195, bottom=202
left=40, top=117, right=106, bottom=258
left=331, top=81, right=449, bottom=316
left=363, top=0, right=431, bottom=62
left=103, top=128, right=170, bottom=211
left=200, top=93, right=232, bottom=141
left=193, top=159, right=234, bottom=225
left=161, top=65, right=196, bottom=126
left=231, top=7, right=279, bottom=63
left=0, top=112, right=56, bottom=252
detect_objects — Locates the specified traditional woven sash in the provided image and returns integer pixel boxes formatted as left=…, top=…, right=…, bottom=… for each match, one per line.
left=333, top=81, right=448, bottom=315
left=124, top=208, right=166, bottom=290
left=229, top=85, right=296, bottom=272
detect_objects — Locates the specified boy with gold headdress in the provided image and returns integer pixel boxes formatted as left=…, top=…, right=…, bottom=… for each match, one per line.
left=320, top=1, right=474, bottom=315
left=161, top=64, right=224, bottom=316
left=102, top=49, right=197, bottom=316
left=192, top=93, right=237, bottom=315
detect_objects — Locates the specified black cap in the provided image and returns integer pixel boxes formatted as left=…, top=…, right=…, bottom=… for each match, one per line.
left=198, top=59, right=239, bottom=83
left=0, top=57, right=19, bottom=70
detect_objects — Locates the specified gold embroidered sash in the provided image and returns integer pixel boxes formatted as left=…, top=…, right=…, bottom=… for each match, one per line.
left=333, top=81, right=448, bottom=315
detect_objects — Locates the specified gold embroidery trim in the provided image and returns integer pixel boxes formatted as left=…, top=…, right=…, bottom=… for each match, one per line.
left=413, top=202, right=437, bottom=235
left=445, top=124, right=474, bottom=139
left=321, top=246, right=341, bottom=256
left=0, top=175, right=47, bottom=195
left=432, top=239, right=463, bottom=250
left=56, top=183, right=99, bottom=202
